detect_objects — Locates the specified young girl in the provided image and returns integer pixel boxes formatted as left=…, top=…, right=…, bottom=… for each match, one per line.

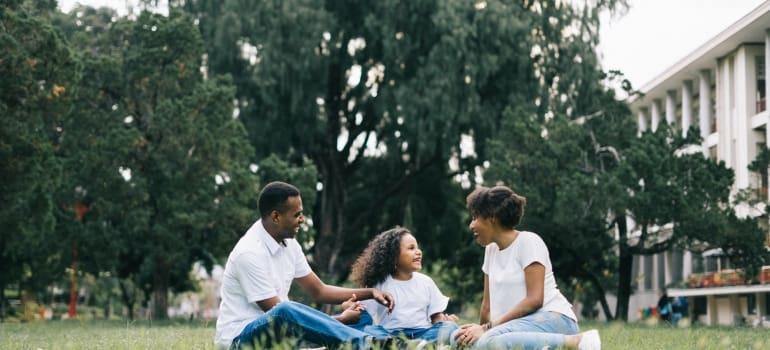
left=346, top=227, right=459, bottom=346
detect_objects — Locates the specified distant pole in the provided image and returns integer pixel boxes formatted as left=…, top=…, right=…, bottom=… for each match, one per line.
left=68, top=203, right=89, bottom=319
left=68, top=242, right=78, bottom=318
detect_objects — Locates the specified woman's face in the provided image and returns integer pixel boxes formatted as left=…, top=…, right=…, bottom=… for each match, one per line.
left=396, top=233, right=423, bottom=273
left=469, top=214, right=495, bottom=246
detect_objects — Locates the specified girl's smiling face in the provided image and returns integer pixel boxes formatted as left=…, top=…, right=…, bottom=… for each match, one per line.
left=395, top=233, right=423, bottom=276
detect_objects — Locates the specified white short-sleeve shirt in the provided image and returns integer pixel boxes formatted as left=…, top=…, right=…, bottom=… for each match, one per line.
left=214, top=219, right=312, bottom=348
left=482, top=231, right=576, bottom=322
left=360, top=272, right=449, bottom=329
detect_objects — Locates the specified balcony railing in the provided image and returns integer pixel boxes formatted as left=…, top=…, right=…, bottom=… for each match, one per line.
left=687, top=267, right=770, bottom=288
left=758, top=97, right=767, bottom=114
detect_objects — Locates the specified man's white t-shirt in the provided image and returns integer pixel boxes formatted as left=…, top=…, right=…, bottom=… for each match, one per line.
left=482, top=231, right=576, bottom=322
left=214, top=219, right=312, bottom=349
left=360, top=272, right=449, bottom=329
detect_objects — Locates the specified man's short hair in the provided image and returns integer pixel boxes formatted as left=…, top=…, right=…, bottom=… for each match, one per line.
left=258, top=181, right=301, bottom=218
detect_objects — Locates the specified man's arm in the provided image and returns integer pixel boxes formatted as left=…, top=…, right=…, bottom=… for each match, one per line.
left=256, top=296, right=281, bottom=312
left=295, top=272, right=394, bottom=312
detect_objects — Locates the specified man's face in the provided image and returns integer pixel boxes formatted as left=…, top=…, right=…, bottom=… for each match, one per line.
left=272, top=195, right=305, bottom=242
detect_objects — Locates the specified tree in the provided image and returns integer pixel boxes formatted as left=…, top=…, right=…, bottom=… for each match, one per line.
left=52, top=8, right=257, bottom=319
left=0, top=0, right=79, bottom=318
left=179, top=0, right=630, bottom=286
left=610, top=125, right=767, bottom=321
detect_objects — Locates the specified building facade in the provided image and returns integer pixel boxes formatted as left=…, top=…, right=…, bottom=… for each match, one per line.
left=626, top=1, right=770, bottom=325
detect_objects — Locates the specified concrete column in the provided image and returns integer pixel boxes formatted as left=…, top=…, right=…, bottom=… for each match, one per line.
left=707, top=295, right=718, bottom=326
left=637, top=108, right=648, bottom=136
left=719, top=57, right=732, bottom=166
left=682, top=80, right=693, bottom=137
left=734, top=48, right=749, bottom=190
left=699, top=70, right=713, bottom=138
left=682, top=251, right=693, bottom=281
left=757, top=292, right=766, bottom=322
left=663, top=252, right=672, bottom=286
left=666, top=90, right=677, bottom=126
left=729, top=295, right=741, bottom=325
left=765, top=29, right=770, bottom=202
left=651, top=99, right=662, bottom=131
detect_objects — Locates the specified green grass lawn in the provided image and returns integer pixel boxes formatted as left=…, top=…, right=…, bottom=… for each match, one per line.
left=0, top=319, right=768, bottom=349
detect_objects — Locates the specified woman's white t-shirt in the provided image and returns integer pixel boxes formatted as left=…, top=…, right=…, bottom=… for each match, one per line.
left=360, top=272, right=449, bottom=329
left=482, top=231, right=576, bottom=322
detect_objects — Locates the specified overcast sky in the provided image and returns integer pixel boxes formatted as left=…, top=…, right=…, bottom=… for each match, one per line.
left=59, top=0, right=766, bottom=91
left=598, top=0, right=765, bottom=90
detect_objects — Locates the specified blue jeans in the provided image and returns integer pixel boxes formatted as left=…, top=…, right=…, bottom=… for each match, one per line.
left=231, top=301, right=377, bottom=349
left=349, top=310, right=459, bottom=344
left=450, top=310, right=579, bottom=350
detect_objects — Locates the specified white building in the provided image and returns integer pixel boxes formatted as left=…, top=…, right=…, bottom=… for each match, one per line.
left=626, top=1, right=770, bottom=326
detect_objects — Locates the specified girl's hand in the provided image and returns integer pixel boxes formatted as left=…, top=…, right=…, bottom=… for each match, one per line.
left=341, top=294, right=363, bottom=311
left=336, top=294, right=365, bottom=324
left=454, top=323, right=485, bottom=346
left=433, top=312, right=459, bottom=322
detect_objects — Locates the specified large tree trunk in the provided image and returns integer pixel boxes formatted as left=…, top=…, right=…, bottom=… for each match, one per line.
left=314, top=162, right=346, bottom=281
left=118, top=279, right=136, bottom=320
left=582, top=271, right=614, bottom=321
left=152, top=262, right=170, bottom=320
left=615, top=217, right=633, bottom=321
left=0, top=286, right=5, bottom=321
left=312, top=57, right=348, bottom=282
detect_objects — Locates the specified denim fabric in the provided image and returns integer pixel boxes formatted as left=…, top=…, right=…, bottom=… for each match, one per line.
left=230, top=301, right=375, bottom=349
left=450, top=310, right=579, bottom=350
left=350, top=311, right=458, bottom=344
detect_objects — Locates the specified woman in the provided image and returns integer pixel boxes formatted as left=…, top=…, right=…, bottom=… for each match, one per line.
left=452, top=185, right=601, bottom=350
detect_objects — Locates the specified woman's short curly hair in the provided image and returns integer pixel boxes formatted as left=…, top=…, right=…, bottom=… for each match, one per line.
left=466, top=185, right=526, bottom=229
left=349, top=227, right=410, bottom=288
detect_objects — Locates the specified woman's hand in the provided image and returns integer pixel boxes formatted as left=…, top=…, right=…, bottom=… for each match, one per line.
left=454, top=323, right=485, bottom=346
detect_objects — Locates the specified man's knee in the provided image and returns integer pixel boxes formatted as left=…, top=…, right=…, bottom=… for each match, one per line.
left=270, top=301, right=303, bottom=317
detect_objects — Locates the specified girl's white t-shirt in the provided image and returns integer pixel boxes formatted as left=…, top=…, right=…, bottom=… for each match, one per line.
left=360, top=272, right=449, bottom=329
left=482, top=231, right=576, bottom=322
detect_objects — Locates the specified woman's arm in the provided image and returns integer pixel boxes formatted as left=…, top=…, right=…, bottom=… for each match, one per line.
left=487, top=262, right=545, bottom=328
left=479, top=274, right=491, bottom=324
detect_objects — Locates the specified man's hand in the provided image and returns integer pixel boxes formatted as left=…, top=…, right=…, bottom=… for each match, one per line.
left=335, top=294, right=365, bottom=324
left=371, top=289, right=395, bottom=314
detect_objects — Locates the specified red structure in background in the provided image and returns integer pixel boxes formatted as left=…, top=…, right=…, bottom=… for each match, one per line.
left=68, top=203, right=89, bottom=319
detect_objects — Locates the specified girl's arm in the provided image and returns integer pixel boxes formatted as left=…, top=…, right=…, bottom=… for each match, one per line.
left=486, top=262, right=545, bottom=328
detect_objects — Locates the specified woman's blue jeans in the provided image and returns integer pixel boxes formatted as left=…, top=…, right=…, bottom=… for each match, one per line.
left=450, top=310, right=579, bottom=350
left=231, top=301, right=375, bottom=349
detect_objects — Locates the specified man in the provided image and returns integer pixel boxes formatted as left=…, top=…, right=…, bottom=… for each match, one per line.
left=215, top=181, right=398, bottom=349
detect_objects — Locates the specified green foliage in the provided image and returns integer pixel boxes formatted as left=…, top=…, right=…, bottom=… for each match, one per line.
left=178, top=2, right=633, bottom=309
left=0, top=0, right=78, bottom=292
left=45, top=9, right=258, bottom=319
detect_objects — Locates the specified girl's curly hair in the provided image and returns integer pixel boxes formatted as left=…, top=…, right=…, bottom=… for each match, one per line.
left=349, top=227, right=410, bottom=288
